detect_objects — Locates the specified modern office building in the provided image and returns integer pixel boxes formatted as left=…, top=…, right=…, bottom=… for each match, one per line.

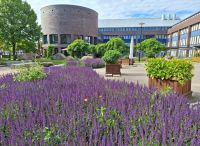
left=41, top=5, right=98, bottom=54
left=167, top=11, right=200, bottom=57
left=98, top=14, right=180, bottom=45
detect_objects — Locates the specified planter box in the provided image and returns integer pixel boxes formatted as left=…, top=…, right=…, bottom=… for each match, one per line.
left=105, top=64, right=121, bottom=76
left=149, top=77, right=192, bottom=97
left=120, top=59, right=135, bottom=65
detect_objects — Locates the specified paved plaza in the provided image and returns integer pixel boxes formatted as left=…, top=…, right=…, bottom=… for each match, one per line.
left=0, top=63, right=200, bottom=103
left=95, top=63, right=200, bottom=103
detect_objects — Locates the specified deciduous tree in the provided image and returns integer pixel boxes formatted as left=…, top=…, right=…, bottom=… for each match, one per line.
left=0, top=0, right=41, bottom=60
left=136, top=38, right=166, bottom=58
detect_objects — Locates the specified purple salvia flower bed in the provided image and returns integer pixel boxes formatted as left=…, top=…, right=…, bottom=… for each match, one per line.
left=67, top=60, right=81, bottom=66
left=83, top=58, right=105, bottom=68
left=0, top=66, right=199, bottom=145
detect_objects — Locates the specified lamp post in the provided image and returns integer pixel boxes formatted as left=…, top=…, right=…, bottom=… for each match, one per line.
left=138, top=22, right=145, bottom=62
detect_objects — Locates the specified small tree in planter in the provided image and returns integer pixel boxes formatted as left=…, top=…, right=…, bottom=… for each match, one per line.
left=146, top=58, right=194, bottom=97
left=136, top=38, right=166, bottom=58
left=103, top=50, right=121, bottom=76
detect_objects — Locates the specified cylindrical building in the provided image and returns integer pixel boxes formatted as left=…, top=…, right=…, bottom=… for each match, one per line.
left=41, top=4, right=98, bottom=53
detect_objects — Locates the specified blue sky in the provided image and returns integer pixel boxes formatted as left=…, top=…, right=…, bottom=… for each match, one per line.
left=25, top=0, right=200, bottom=24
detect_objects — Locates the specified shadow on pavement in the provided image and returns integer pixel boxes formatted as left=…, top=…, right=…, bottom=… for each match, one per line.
left=189, top=92, right=200, bottom=103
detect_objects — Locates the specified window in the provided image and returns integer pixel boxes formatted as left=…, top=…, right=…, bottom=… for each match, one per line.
left=49, top=34, right=58, bottom=44
left=60, top=34, right=71, bottom=44
left=43, top=35, right=48, bottom=44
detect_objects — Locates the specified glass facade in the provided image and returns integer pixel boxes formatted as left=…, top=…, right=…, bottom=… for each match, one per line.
left=60, top=34, right=71, bottom=44
left=99, top=26, right=168, bottom=44
left=98, top=27, right=168, bottom=32
left=43, top=35, right=48, bottom=44
left=190, top=23, right=200, bottom=47
left=179, top=28, right=188, bottom=47
left=171, top=32, right=178, bottom=47
left=167, top=35, right=171, bottom=47
left=49, top=34, right=58, bottom=44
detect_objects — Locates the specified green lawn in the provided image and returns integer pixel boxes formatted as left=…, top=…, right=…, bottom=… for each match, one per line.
left=35, top=58, right=66, bottom=65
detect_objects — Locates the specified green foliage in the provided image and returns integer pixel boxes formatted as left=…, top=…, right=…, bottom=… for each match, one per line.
left=43, top=127, right=61, bottom=145
left=88, top=44, right=96, bottom=54
left=13, top=63, right=46, bottom=82
left=194, top=52, right=200, bottom=57
left=17, top=40, right=36, bottom=53
left=106, top=37, right=128, bottom=53
left=0, top=0, right=41, bottom=60
left=146, top=58, right=193, bottom=85
left=95, top=43, right=107, bottom=57
left=44, top=45, right=54, bottom=59
left=67, top=39, right=89, bottom=58
left=136, top=38, right=166, bottom=58
left=103, top=50, right=121, bottom=64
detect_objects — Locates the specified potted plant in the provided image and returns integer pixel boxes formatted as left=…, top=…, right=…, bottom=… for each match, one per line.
left=146, top=58, right=193, bottom=97
left=103, top=50, right=122, bottom=76
left=120, top=55, right=135, bottom=65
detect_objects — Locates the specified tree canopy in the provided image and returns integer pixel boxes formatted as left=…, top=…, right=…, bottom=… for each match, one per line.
left=95, top=43, right=107, bottom=58
left=0, top=0, right=41, bottom=60
left=67, top=39, right=89, bottom=58
left=136, top=38, right=166, bottom=58
left=106, top=37, right=128, bottom=54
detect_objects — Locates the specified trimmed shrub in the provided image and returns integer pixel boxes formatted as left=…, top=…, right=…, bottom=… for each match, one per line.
left=44, top=45, right=54, bottom=59
left=13, top=63, right=47, bottom=81
left=67, top=39, right=89, bottom=58
left=103, top=50, right=121, bottom=64
left=106, top=37, right=128, bottom=54
left=194, top=52, right=200, bottom=57
left=146, top=58, right=193, bottom=85
left=95, top=43, right=107, bottom=57
left=137, top=38, right=166, bottom=58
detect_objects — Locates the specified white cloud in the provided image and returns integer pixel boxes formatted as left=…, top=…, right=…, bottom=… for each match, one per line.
left=25, top=0, right=200, bottom=24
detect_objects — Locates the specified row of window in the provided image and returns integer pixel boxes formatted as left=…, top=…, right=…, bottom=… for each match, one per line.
left=99, top=27, right=168, bottom=32
left=167, top=42, right=170, bottom=47
left=168, top=36, right=200, bottom=47
left=43, top=34, right=94, bottom=44
left=191, top=23, right=200, bottom=32
left=179, top=39, right=188, bottom=46
left=180, top=28, right=189, bottom=35
left=43, top=34, right=71, bottom=44
left=190, top=36, right=200, bottom=45
left=172, top=32, right=178, bottom=37
left=102, top=34, right=167, bottom=40
left=172, top=41, right=177, bottom=47
left=156, top=35, right=167, bottom=39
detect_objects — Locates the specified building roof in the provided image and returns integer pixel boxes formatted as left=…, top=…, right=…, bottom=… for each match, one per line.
left=170, top=11, right=200, bottom=28
left=98, top=18, right=180, bottom=28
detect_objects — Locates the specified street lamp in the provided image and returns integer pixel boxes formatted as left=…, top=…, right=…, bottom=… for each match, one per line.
left=138, top=22, right=145, bottom=62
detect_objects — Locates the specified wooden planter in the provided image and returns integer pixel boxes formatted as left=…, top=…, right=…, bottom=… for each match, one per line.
left=149, top=77, right=192, bottom=97
left=105, top=64, right=121, bottom=76
left=120, top=59, right=135, bottom=65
